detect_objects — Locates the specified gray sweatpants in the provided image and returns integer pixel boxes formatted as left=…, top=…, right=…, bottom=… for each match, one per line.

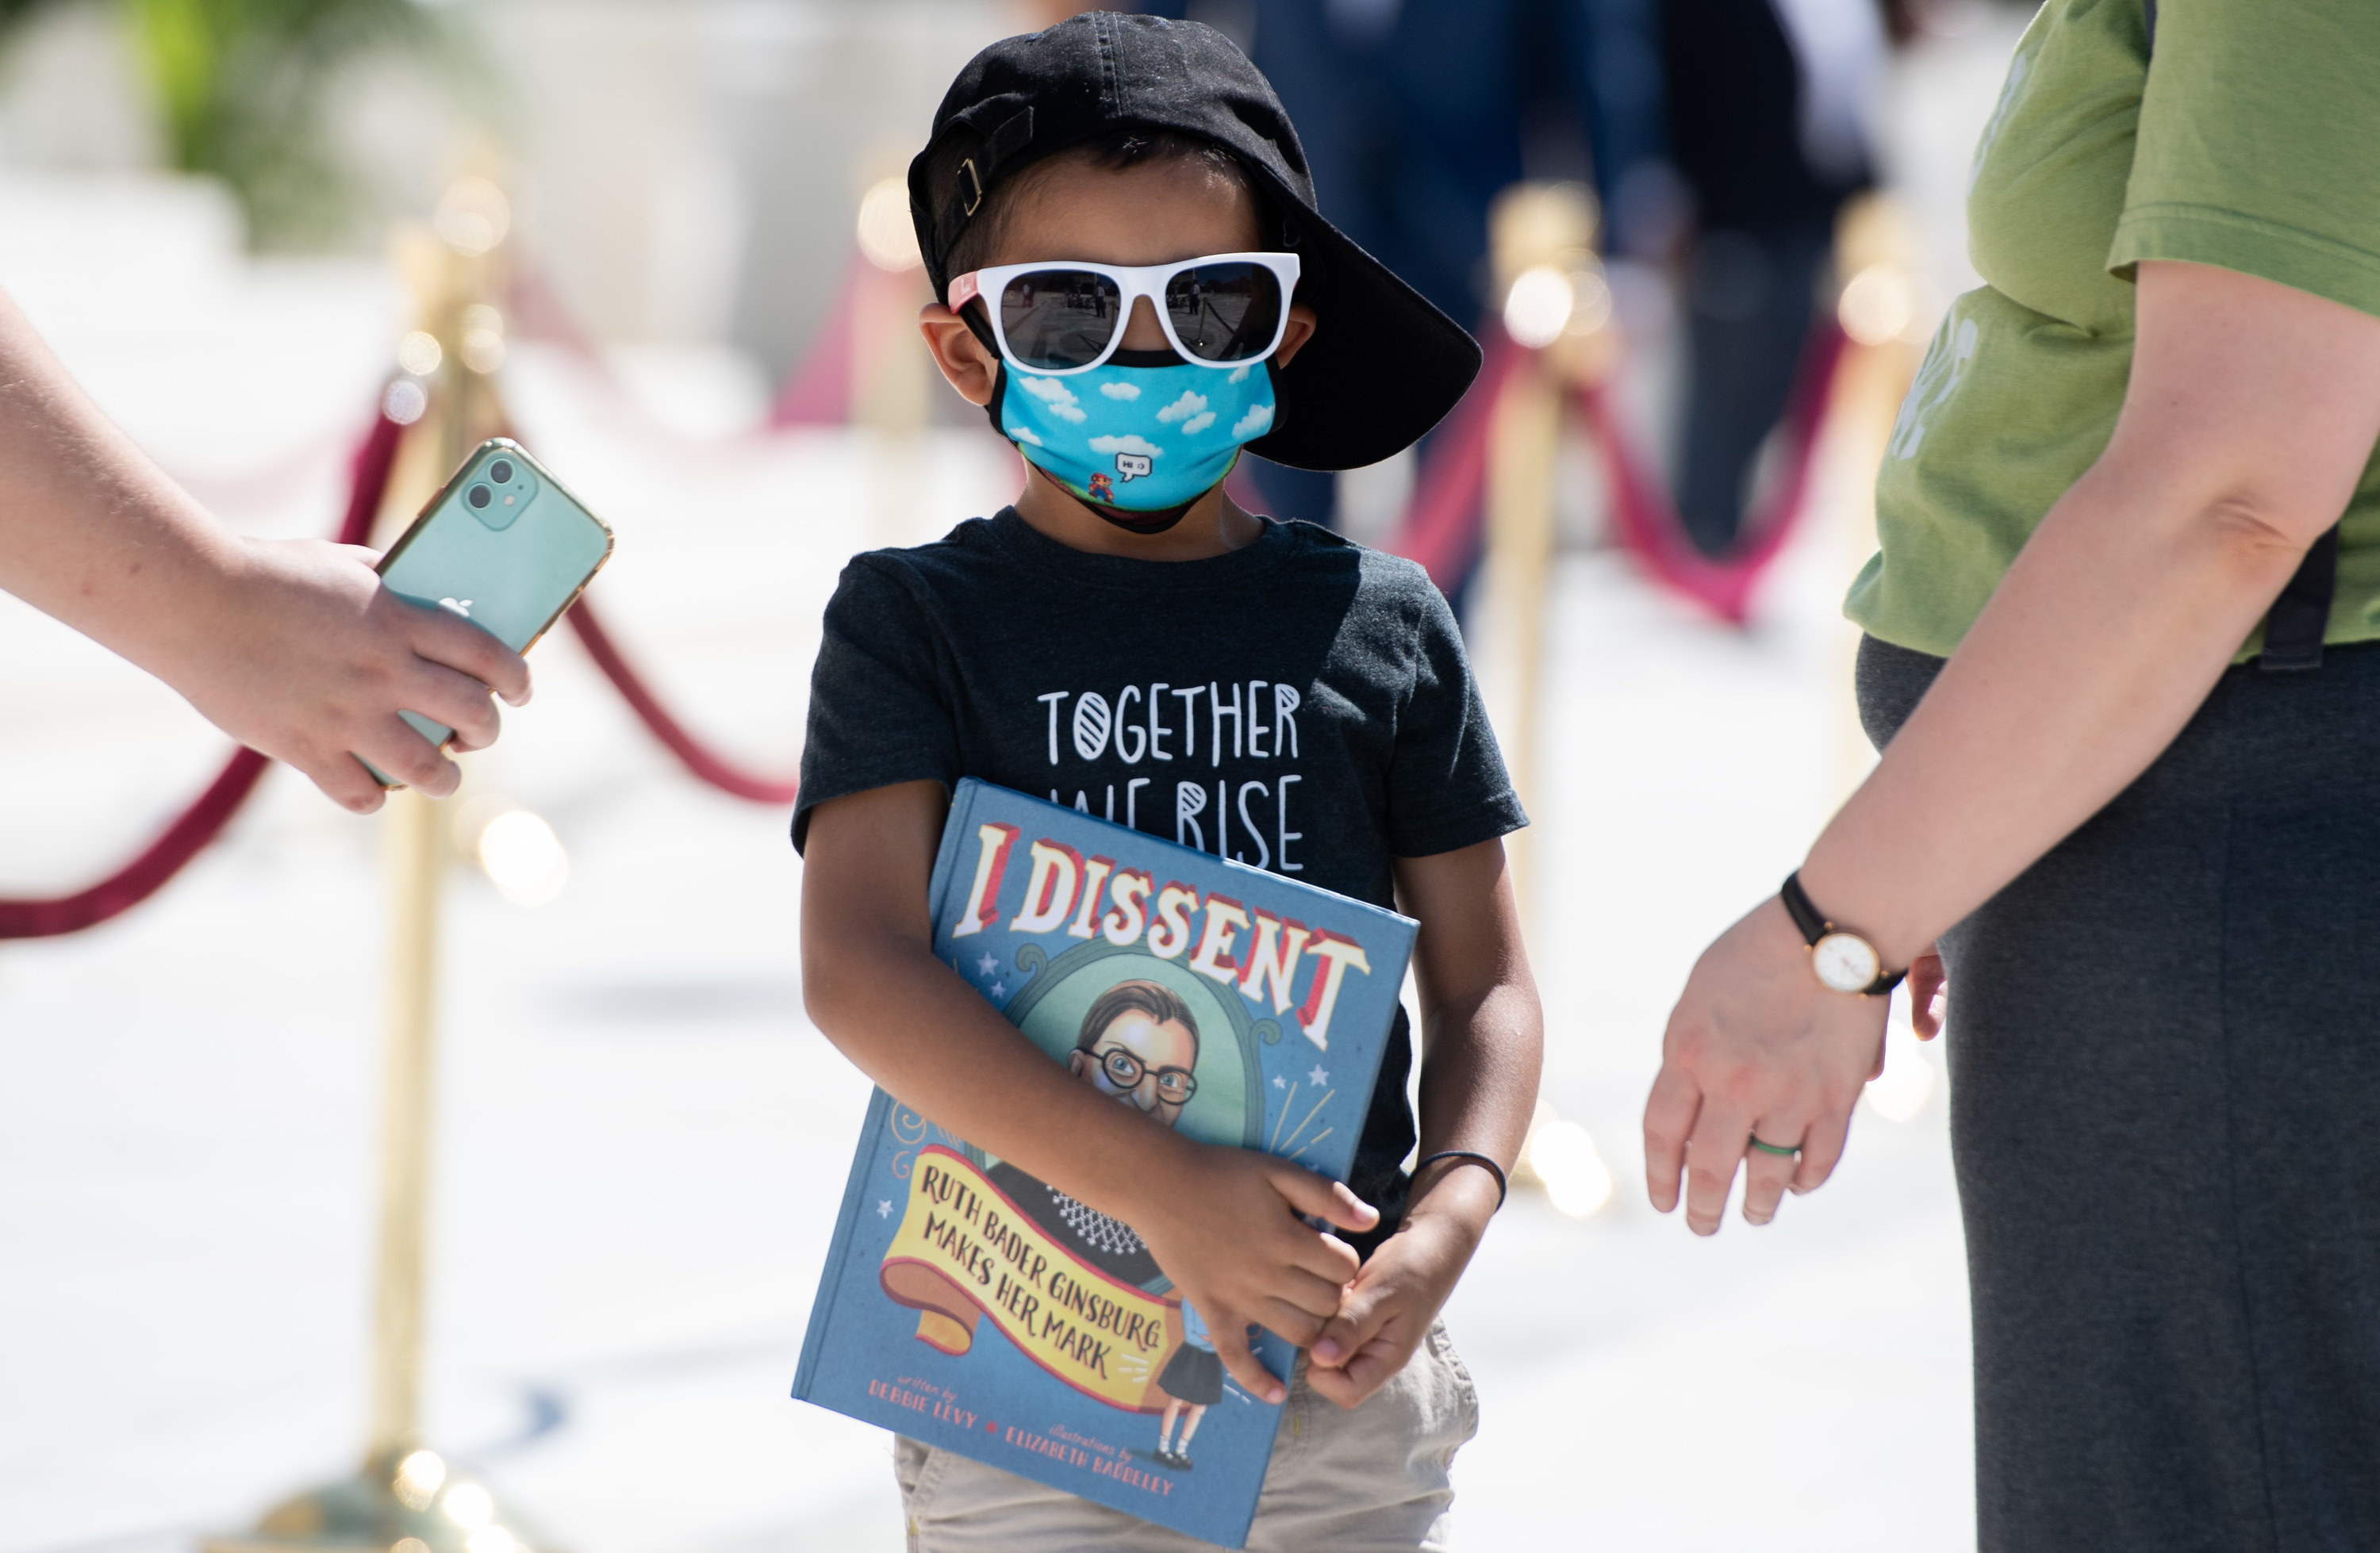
left=1860, top=635, right=2380, bottom=1553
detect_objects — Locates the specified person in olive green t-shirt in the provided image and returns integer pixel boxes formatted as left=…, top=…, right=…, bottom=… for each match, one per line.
left=1638, top=5, right=2380, bottom=1550
left=1852, top=0, right=2380, bottom=658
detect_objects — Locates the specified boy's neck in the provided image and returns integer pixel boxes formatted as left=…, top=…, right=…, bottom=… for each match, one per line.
left=1012, top=464, right=1265, bottom=561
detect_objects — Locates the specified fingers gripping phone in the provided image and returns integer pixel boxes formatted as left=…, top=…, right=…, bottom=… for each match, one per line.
left=369, top=438, right=614, bottom=785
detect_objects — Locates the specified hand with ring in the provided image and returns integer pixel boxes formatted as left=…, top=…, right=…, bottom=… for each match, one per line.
left=1642, top=892, right=1891, bottom=1233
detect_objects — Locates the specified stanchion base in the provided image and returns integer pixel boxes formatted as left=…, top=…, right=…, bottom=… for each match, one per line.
left=199, top=1448, right=548, bottom=1553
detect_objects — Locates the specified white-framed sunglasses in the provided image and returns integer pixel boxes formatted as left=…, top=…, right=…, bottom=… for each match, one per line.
left=948, top=252, right=1303, bottom=376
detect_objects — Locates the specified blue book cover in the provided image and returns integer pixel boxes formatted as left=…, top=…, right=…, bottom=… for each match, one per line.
left=793, top=779, right=1417, bottom=1547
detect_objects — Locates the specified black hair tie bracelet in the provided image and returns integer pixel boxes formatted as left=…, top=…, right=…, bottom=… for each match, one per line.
left=1414, top=1150, right=1508, bottom=1212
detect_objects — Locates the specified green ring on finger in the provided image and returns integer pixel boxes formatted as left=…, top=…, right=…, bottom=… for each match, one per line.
left=1748, top=1136, right=1800, bottom=1158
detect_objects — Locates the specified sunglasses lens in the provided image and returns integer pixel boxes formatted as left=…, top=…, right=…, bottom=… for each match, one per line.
left=1000, top=269, right=1123, bottom=370
left=1164, top=261, right=1284, bottom=363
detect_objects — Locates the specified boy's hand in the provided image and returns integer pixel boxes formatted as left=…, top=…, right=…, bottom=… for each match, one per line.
left=1305, top=1168, right=1493, bottom=1410
left=1130, top=1143, right=1377, bottom=1405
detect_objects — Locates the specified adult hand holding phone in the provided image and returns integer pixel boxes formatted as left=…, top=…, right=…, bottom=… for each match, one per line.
left=0, top=285, right=531, bottom=812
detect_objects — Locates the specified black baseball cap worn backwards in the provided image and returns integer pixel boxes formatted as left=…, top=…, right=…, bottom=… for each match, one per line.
left=908, top=11, right=1481, bottom=473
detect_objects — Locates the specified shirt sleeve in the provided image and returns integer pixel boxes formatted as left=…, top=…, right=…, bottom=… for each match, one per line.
left=792, top=556, right=962, bottom=853
left=2110, top=1, right=2380, bottom=320
left=1382, top=566, right=1529, bottom=858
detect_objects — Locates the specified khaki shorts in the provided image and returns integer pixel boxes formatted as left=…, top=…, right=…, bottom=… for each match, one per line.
left=894, top=1320, right=1479, bottom=1553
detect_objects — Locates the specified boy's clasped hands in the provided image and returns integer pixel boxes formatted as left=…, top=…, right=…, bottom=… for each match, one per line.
left=1120, top=1127, right=1495, bottom=1409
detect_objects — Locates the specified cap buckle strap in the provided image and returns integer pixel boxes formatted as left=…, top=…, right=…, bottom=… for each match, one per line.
left=958, top=157, right=985, bottom=217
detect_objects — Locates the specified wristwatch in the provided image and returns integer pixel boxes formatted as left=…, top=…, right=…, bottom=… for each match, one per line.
left=1779, top=872, right=1906, bottom=996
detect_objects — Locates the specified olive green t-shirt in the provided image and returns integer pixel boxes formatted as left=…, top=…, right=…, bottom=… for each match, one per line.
left=1846, top=0, right=2380, bottom=658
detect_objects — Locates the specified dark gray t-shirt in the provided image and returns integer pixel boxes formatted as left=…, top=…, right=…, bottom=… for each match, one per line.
left=794, top=508, right=1525, bottom=1241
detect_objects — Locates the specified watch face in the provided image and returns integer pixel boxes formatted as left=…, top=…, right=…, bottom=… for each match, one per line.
left=1810, top=931, right=1880, bottom=993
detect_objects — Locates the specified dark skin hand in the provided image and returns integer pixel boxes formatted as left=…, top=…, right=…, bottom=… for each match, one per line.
left=1306, top=838, right=1539, bottom=1408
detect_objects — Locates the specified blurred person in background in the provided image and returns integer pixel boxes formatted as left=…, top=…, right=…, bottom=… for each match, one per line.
left=1130, top=0, right=1666, bottom=537
left=1647, top=5, right=2380, bottom=1548
left=1662, top=0, right=1892, bottom=557
left=1110, top=0, right=1897, bottom=566
left=0, top=286, right=530, bottom=812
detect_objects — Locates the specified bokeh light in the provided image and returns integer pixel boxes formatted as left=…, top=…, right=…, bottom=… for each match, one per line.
left=396, top=330, right=443, bottom=377
left=477, top=809, right=570, bottom=907
left=461, top=302, right=506, bottom=374
left=435, top=176, right=512, bottom=258
left=442, top=1481, right=494, bottom=1529
left=392, top=1449, right=445, bottom=1511
left=1524, top=1112, right=1615, bottom=1218
left=1503, top=265, right=1576, bottom=349
left=1838, top=262, right=1919, bottom=347
left=382, top=377, right=428, bottom=425
left=856, top=176, right=922, bottom=273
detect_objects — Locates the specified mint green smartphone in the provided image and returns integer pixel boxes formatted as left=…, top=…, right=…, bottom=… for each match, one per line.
left=370, top=438, right=614, bottom=784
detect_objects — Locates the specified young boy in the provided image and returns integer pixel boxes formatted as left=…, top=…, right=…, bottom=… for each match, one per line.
left=797, top=14, right=1543, bottom=1550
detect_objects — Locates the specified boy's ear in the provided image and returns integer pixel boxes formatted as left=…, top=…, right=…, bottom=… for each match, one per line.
left=920, top=303, right=999, bottom=406
left=1273, top=302, right=1319, bottom=370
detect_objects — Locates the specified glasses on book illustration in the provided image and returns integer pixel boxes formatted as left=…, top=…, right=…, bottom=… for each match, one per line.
left=1096, top=1045, right=1199, bottom=1104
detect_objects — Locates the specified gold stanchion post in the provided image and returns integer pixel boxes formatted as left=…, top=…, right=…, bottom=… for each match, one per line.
left=368, top=784, right=443, bottom=1463
left=1473, top=182, right=1604, bottom=920
left=203, top=173, right=545, bottom=1553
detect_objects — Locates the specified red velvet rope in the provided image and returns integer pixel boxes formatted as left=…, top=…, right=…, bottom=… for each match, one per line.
left=0, top=409, right=405, bottom=940
left=1580, top=320, right=1848, bottom=624
left=1381, top=316, right=1848, bottom=623
left=563, top=599, right=801, bottom=805
left=1380, top=328, right=1522, bottom=589
left=0, top=285, right=1841, bottom=939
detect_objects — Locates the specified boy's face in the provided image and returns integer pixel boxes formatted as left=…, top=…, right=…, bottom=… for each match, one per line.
left=919, top=151, right=1318, bottom=435
left=1069, top=1009, right=1200, bottom=1129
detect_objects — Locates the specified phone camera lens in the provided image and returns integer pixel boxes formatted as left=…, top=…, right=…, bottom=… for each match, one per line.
left=489, top=459, right=514, bottom=484
left=467, top=484, right=493, bottom=509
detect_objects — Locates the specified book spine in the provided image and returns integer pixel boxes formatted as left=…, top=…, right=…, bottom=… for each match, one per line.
left=793, top=1083, right=898, bottom=1399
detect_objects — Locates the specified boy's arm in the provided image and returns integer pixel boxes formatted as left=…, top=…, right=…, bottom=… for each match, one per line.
left=800, top=780, right=1380, bottom=1403
left=1307, top=834, right=1541, bottom=1409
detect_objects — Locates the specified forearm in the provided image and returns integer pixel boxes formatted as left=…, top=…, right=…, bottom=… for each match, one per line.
left=802, top=919, right=1191, bottom=1220
left=1407, top=973, right=1542, bottom=1233
left=1803, top=463, right=2306, bottom=968
left=0, top=287, right=241, bottom=672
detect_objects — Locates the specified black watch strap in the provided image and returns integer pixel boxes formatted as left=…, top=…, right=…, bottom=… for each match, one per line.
left=1780, top=871, right=1906, bottom=995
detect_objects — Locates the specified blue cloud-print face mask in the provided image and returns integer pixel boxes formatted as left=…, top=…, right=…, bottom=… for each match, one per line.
left=995, top=354, right=1276, bottom=531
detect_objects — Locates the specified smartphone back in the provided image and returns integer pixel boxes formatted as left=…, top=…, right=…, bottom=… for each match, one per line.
left=376, top=439, right=613, bottom=751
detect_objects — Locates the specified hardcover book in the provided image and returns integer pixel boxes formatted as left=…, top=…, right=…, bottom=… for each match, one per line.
left=793, top=778, right=1416, bottom=1547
